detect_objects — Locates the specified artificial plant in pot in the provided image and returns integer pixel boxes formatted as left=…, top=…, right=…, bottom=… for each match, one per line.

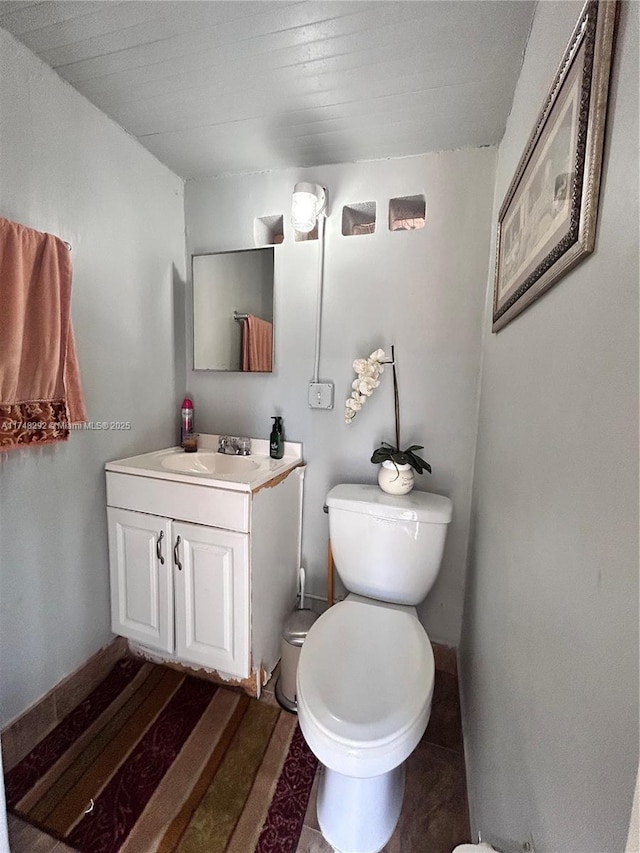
left=345, top=345, right=431, bottom=494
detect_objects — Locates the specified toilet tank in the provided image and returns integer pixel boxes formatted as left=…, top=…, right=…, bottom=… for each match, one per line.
left=326, top=484, right=453, bottom=605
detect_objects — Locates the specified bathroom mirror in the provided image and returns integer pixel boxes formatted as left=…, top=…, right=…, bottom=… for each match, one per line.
left=192, top=248, right=274, bottom=372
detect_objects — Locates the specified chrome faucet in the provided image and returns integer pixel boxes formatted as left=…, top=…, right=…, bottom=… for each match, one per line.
left=236, top=437, right=251, bottom=456
left=218, top=435, right=251, bottom=456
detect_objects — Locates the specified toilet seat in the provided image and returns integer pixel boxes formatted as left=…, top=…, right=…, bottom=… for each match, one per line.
left=297, top=598, right=435, bottom=778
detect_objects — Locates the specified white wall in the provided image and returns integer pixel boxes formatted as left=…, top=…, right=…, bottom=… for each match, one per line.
left=460, top=3, right=639, bottom=851
left=0, top=29, right=186, bottom=728
left=185, top=149, right=496, bottom=645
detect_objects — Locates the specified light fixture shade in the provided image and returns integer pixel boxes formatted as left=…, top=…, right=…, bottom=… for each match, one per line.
left=292, top=182, right=326, bottom=233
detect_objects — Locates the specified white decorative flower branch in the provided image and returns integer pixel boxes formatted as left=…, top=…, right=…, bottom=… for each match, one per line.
left=344, top=348, right=388, bottom=423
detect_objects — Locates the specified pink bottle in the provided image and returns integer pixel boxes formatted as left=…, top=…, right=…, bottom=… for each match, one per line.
left=180, top=397, right=193, bottom=446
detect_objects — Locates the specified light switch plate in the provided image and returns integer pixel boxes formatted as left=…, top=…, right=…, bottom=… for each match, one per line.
left=308, top=382, right=334, bottom=409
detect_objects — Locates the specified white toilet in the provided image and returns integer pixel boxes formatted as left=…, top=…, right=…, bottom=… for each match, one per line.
left=297, top=484, right=453, bottom=853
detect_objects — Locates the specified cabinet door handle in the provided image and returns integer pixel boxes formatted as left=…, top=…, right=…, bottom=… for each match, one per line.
left=173, top=535, right=182, bottom=571
left=156, top=530, right=165, bottom=565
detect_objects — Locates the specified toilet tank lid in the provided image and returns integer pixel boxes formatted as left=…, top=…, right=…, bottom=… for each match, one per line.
left=326, top=484, right=452, bottom=523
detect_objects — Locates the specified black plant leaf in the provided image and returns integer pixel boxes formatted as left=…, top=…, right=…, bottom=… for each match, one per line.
left=370, top=443, right=432, bottom=475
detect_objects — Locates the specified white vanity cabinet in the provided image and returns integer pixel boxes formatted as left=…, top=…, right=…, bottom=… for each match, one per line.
left=107, top=509, right=249, bottom=677
left=105, top=436, right=304, bottom=694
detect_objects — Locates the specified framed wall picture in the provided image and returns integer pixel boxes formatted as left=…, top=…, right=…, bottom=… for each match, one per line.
left=492, top=0, right=618, bottom=332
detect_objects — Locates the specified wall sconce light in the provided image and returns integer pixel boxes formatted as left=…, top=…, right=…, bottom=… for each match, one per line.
left=291, top=182, right=327, bottom=233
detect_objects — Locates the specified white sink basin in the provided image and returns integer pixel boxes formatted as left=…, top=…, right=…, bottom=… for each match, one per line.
left=106, top=435, right=303, bottom=493
left=161, top=452, right=259, bottom=475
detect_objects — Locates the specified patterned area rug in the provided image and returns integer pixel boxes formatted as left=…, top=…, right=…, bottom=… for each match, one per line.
left=4, top=658, right=317, bottom=853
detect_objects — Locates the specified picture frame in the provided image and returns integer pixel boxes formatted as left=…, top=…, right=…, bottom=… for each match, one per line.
left=492, top=0, right=618, bottom=332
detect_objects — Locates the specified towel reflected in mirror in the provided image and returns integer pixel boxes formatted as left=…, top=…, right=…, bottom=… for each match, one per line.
left=240, top=314, right=273, bottom=372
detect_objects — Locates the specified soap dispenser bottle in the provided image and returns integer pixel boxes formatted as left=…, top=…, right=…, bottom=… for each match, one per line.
left=270, top=416, right=284, bottom=459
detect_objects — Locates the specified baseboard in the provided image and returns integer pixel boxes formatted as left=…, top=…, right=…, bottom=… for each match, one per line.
left=432, top=642, right=458, bottom=676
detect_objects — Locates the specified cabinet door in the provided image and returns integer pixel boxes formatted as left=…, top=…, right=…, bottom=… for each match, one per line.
left=107, top=507, right=174, bottom=653
left=173, top=522, right=249, bottom=678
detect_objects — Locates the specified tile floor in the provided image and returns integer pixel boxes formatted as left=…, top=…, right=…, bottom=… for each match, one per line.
left=6, top=653, right=470, bottom=853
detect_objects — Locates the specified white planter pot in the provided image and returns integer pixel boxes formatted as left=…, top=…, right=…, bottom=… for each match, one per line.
left=377, top=460, right=414, bottom=495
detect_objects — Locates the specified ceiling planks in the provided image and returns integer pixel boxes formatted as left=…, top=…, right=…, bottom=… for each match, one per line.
left=0, top=0, right=535, bottom=178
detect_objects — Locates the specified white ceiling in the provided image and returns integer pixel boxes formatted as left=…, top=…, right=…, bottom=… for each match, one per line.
left=0, top=1, right=535, bottom=179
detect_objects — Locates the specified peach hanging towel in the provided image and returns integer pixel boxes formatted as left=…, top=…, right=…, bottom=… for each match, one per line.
left=241, top=314, right=273, bottom=372
left=0, top=217, right=87, bottom=451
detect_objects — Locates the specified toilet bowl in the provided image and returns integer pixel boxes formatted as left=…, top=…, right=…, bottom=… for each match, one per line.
left=297, top=484, right=452, bottom=853
left=297, top=595, right=435, bottom=853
